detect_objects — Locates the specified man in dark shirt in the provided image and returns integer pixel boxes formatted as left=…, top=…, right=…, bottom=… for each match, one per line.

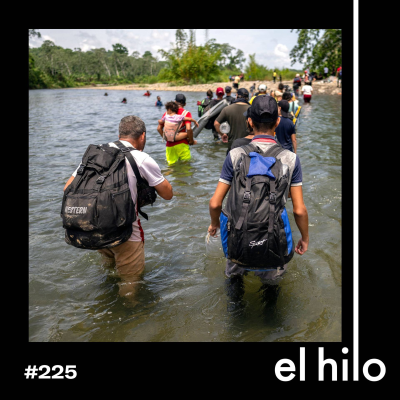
left=275, top=100, right=296, bottom=153
left=230, top=105, right=254, bottom=151
left=224, top=86, right=235, bottom=104
left=205, top=87, right=225, bottom=139
left=214, top=88, right=251, bottom=152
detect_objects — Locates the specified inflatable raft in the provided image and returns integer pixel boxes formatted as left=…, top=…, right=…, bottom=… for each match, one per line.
left=193, top=99, right=230, bottom=138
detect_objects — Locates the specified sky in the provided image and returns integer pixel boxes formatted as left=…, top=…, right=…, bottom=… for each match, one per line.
left=29, top=29, right=303, bottom=69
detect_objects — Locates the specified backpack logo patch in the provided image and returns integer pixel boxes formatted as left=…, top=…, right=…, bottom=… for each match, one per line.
left=249, top=239, right=268, bottom=248
left=65, top=206, right=88, bottom=214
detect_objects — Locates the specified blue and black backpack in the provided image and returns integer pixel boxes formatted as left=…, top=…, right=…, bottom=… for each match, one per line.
left=220, top=143, right=294, bottom=269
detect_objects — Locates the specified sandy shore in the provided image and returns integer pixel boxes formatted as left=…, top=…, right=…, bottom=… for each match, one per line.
left=73, top=78, right=342, bottom=95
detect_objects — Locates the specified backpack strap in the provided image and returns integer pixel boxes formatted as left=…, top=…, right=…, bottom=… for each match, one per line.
left=241, top=142, right=259, bottom=155
left=114, top=140, right=149, bottom=220
left=173, top=110, right=189, bottom=141
left=234, top=173, right=252, bottom=231
left=261, top=143, right=286, bottom=159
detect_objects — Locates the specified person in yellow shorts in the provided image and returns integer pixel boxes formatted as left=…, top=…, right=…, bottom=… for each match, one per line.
left=157, top=94, right=195, bottom=165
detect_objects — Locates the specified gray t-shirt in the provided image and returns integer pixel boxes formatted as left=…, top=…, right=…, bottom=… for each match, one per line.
left=216, top=102, right=250, bottom=151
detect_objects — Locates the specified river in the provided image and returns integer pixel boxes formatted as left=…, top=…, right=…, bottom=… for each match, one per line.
left=29, top=89, right=341, bottom=342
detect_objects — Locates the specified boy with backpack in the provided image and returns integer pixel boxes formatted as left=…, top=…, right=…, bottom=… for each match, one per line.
left=208, top=95, right=309, bottom=304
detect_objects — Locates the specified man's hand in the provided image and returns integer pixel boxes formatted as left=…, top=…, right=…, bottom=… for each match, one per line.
left=295, top=237, right=309, bottom=255
left=208, top=224, right=219, bottom=237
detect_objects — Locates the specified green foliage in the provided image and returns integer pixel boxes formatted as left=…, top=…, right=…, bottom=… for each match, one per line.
left=290, top=29, right=342, bottom=71
left=112, top=43, right=128, bottom=54
left=29, top=29, right=41, bottom=39
left=157, top=30, right=248, bottom=84
left=243, top=54, right=301, bottom=81
left=29, top=40, right=168, bottom=89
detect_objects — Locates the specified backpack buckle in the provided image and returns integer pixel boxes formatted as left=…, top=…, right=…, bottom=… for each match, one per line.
left=77, top=164, right=85, bottom=175
left=269, top=193, right=276, bottom=204
left=96, top=175, right=106, bottom=184
left=120, top=147, right=132, bottom=153
left=243, top=191, right=251, bottom=203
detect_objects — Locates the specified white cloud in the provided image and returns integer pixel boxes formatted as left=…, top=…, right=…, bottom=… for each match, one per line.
left=42, top=35, right=55, bottom=43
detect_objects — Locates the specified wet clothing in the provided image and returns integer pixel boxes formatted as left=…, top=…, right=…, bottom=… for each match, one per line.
left=275, top=116, right=296, bottom=152
left=225, top=259, right=288, bottom=283
left=215, top=102, right=250, bottom=151
left=155, top=100, right=163, bottom=106
left=98, top=240, right=145, bottom=279
left=165, top=142, right=191, bottom=164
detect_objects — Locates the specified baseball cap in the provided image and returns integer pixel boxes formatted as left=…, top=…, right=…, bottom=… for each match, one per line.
left=278, top=100, right=290, bottom=117
left=243, top=95, right=278, bottom=123
left=216, top=87, right=224, bottom=95
left=175, top=94, right=186, bottom=104
left=225, top=86, right=232, bottom=93
left=237, top=88, right=249, bottom=98
left=258, top=84, right=267, bottom=91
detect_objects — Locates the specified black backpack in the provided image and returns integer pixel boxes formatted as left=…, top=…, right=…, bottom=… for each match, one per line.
left=220, top=143, right=294, bottom=269
left=61, top=140, right=156, bottom=250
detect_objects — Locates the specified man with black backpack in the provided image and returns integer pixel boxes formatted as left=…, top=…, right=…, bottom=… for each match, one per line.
left=62, top=115, right=173, bottom=301
left=208, top=95, right=309, bottom=307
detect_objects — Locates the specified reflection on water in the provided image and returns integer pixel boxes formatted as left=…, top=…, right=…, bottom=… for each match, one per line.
left=29, top=89, right=341, bottom=342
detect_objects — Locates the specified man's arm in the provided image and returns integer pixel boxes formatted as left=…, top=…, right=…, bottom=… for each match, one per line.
left=291, top=134, right=297, bottom=153
left=154, top=178, right=173, bottom=200
left=290, top=185, right=309, bottom=255
left=208, top=181, right=231, bottom=236
left=214, top=120, right=221, bottom=134
left=156, top=122, right=164, bottom=139
left=64, top=175, right=75, bottom=191
left=185, top=122, right=194, bottom=145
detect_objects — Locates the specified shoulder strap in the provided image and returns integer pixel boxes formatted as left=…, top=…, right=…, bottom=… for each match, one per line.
left=114, top=140, right=151, bottom=220
left=173, top=110, right=189, bottom=141
left=113, top=141, right=147, bottom=185
left=261, top=143, right=286, bottom=159
left=241, top=142, right=259, bottom=155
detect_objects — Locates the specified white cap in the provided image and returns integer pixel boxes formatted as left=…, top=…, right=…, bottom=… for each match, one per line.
left=258, top=84, right=267, bottom=91
left=296, top=73, right=300, bottom=77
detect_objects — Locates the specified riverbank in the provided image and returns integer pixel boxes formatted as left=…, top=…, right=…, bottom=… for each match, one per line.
left=72, top=78, right=342, bottom=95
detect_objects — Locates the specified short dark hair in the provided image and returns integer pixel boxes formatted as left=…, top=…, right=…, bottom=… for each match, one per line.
left=278, top=83, right=284, bottom=91
left=252, top=115, right=277, bottom=132
left=165, top=101, right=179, bottom=113
left=282, top=92, right=292, bottom=101
left=119, top=115, right=146, bottom=140
left=206, top=89, right=213, bottom=97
